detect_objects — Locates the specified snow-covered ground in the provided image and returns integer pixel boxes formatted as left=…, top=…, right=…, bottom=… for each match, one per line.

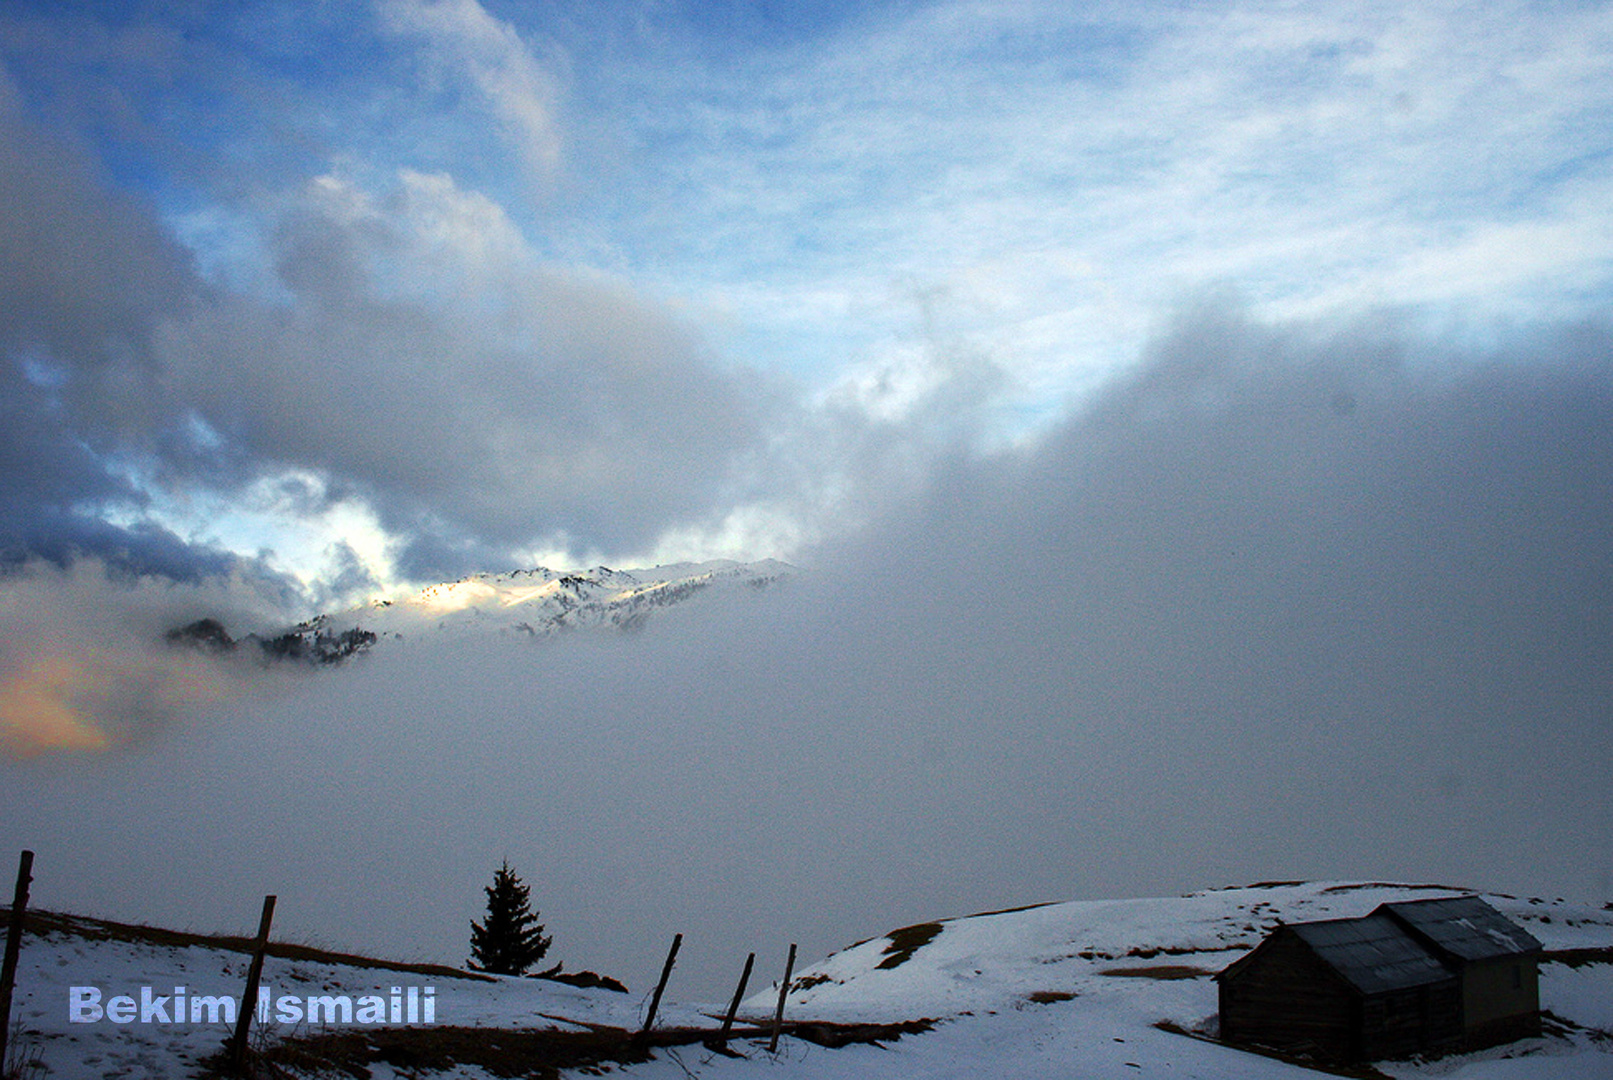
left=6, top=881, right=1610, bottom=1079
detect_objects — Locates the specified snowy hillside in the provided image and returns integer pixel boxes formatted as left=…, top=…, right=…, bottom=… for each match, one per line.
left=5, top=881, right=1610, bottom=1079
left=0, top=908, right=683, bottom=1080
left=742, top=881, right=1613, bottom=1079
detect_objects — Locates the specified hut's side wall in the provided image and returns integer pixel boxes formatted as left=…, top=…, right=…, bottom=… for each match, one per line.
left=1357, top=981, right=1462, bottom=1060
left=1358, top=988, right=1423, bottom=1060
left=1462, top=956, right=1541, bottom=1046
left=1425, top=979, right=1465, bottom=1048
left=1219, top=932, right=1356, bottom=1061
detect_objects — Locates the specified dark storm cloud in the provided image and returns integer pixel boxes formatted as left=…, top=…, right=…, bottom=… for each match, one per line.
left=388, top=528, right=528, bottom=585
left=0, top=75, right=251, bottom=582
left=0, top=75, right=193, bottom=381
left=0, top=363, right=129, bottom=522
left=7, top=309, right=1608, bottom=999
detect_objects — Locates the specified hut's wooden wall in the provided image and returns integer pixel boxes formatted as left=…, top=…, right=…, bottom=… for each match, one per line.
left=1357, top=982, right=1461, bottom=1060
left=1219, top=931, right=1356, bottom=1061
left=1461, top=956, right=1541, bottom=1046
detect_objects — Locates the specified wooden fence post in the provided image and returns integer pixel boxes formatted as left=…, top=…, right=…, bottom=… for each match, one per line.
left=0, top=850, right=34, bottom=1071
left=227, top=895, right=276, bottom=1071
left=639, top=933, right=682, bottom=1035
left=716, top=952, right=755, bottom=1043
left=768, top=943, right=796, bottom=1054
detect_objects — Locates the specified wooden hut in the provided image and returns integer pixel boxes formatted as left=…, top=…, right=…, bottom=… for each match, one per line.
left=1374, top=896, right=1542, bottom=1047
left=1218, top=895, right=1541, bottom=1063
left=1217, top=913, right=1462, bottom=1061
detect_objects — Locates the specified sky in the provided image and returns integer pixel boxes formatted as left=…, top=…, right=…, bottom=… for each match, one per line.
left=2, top=0, right=1613, bottom=999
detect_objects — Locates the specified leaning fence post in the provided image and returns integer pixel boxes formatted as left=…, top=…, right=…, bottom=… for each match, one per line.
left=640, top=932, right=682, bottom=1035
left=228, top=895, right=276, bottom=1070
left=716, top=951, right=755, bottom=1043
left=768, top=943, right=796, bottom=1054
left=0, top=850, right=34, bottom=1070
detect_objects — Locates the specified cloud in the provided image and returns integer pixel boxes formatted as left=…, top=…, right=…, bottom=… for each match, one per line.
left=782, top=307, right=1613, bottom=923
left=11, top=0, right=1613, bottom=589
left=0, top=658, right=111, bottom=756
left=0, top=559, right=295, bottom=757
left=377, top=0, right=565, bottom=182
left=0, top=68, right=191, bottom=394
left=7, top=308, right=1608, bottom=997
left=0, top=67, right=779, bottom=580
left=151, top=168, right=778, bottom=573
left=0, top=72, right=267, bottom=582
left=578, top=0, right=1613, bottom=412
left=3, top=0, right=1610, bottom=1007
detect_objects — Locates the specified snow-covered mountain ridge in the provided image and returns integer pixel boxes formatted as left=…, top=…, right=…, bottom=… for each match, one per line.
left=306, top=558, right=795, bottom=644
left=168, top=559, right=796, bottom=662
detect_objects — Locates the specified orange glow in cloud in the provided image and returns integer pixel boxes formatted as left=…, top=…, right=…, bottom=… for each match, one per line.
left=0, top=657, right=111, bottom=757
left=0, top=649, right=235, bottom=759
left=0, top=558, right=272, bottom=758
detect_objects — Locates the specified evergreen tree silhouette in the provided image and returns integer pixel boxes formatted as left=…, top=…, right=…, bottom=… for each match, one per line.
left=468, top=860, right=552, bottom=975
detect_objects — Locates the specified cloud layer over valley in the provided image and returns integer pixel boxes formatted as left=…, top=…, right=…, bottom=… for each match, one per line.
left=7, top=309, right=1610, bottom=996
left=2, top=0, right=1611, bottom=1001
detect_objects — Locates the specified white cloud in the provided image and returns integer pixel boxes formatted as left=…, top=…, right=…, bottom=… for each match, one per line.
left=151, top=167, right=776, bottom=575
left=9, top=0, right=1613, bottom=584
left=570, top=0, right=1613, bottom=420
left=377, top=0, right=564, bottom=182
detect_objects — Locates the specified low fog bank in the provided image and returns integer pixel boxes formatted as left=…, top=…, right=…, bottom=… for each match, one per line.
left=4, top=312, right=1611, bottom=999
left=0, top=559, right=304, bottom=757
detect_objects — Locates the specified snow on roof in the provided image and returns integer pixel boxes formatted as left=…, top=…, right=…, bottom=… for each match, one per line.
left=1376, top=895, right=1544, bottom=963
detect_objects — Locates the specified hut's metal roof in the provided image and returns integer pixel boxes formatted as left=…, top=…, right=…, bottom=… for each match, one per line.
left=1290, top=914, right=1456, bottom=996
left=1375, top=896, right=1542, bottom=963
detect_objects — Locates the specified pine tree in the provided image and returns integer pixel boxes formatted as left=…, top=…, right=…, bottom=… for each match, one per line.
left=468, top=860, right=552, bottom=975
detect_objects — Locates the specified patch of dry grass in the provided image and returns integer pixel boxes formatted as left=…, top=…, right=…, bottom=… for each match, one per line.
left=876, top=923, right=943, bottom=971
